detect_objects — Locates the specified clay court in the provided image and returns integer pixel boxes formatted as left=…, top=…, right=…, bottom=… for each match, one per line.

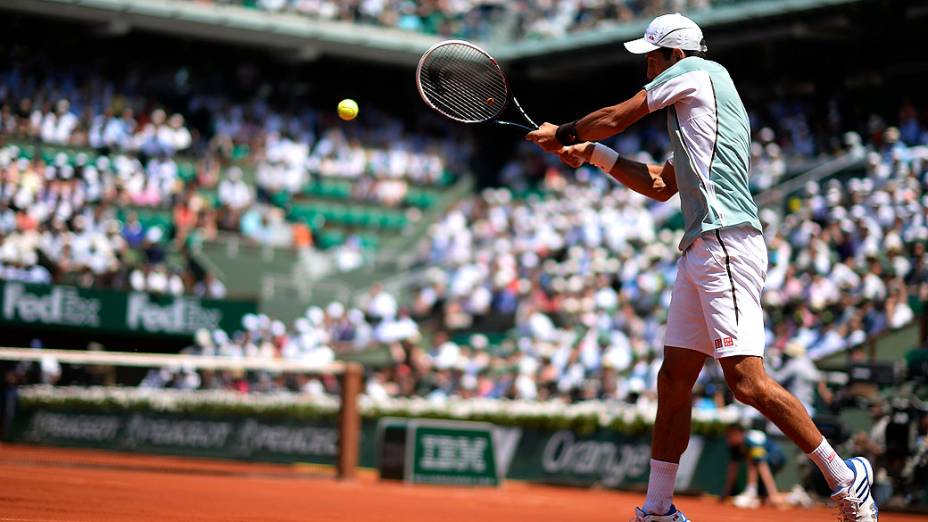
left=0, top=444, right=922, bottom=522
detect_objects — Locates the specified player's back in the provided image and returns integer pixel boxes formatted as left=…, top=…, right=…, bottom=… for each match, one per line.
left=645, top=56, right=760, bottom=250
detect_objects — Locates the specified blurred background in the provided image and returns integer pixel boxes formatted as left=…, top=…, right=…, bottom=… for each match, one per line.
left=1, top=0, right=928, bottom=513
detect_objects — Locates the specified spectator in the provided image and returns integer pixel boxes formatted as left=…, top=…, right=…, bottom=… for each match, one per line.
left=770, top=340, right=829, bottom=415
left=218, top=167, right=253, bottom=213
left=364, top=282, right=398, bottom=322
left=38, top=99, right=79, bottom=144
left=722, top=424, right=787, bottom=508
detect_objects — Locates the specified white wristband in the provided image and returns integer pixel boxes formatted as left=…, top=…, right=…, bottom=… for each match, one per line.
left=590, top=143, right=619, bottom=172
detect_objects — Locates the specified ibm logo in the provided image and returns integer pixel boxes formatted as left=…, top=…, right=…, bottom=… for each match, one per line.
left=419, top=435, right=487, bottom=472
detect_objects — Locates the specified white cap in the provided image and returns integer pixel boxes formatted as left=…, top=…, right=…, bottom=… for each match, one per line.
left=624, top=13, right=706, bottom=54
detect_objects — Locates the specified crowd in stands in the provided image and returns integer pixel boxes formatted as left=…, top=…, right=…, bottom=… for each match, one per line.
left=402, top=122, right=927, bottom=402
left=0, top=56, right=470, bottom=290
left=1, top=64, right=224, bottom=291
left=22, top=113, right=917, bottom=402
left=4, top=96, right=194, bottom=157
left=132, top=281, right=415, bottom=392
left=6, top=8, right=928, bottom=513
left=2, top=39, right=927, bottom=404
left=250, top=108, right=462, bottom=205
left=3, top=51, right=927, bottom=397
left=192, top=0, right=715, bottom=40
left=0, top=143, right=227, bottom=296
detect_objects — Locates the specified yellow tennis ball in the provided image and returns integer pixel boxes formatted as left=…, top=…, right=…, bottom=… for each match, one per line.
left=338, top=99, right=359, bottom=121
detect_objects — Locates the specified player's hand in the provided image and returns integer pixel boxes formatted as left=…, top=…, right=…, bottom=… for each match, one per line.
left=526, top=122, right=561, bottom=152
left=558, top=149, right=583, bottom=168
left=558, top=142, right=594, bottom=168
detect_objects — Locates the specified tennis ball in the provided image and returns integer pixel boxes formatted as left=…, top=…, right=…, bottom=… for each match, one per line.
left=338, top=99, right=359, bottom=121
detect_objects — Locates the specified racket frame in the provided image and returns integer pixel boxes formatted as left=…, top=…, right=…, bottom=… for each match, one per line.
left=416, top=39, right=538, bottom=131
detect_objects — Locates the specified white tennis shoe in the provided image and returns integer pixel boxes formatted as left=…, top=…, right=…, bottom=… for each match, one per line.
left=633, top=505, right=690, bottom=522
left=831, top=457, right=878, bottom=521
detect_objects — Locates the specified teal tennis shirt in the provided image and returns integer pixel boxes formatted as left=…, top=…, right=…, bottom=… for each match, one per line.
left=644, top=56, right=762, bottom=251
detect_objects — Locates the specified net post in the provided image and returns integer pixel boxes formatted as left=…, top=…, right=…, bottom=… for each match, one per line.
left=336, top=362, right=362, bottom=480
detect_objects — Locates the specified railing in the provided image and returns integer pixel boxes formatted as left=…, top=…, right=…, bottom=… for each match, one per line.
left=0, top=347, right=345, bottom=373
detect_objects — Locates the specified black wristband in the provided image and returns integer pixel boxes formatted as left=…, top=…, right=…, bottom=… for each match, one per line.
left=555, top=121, right=581, bottom=146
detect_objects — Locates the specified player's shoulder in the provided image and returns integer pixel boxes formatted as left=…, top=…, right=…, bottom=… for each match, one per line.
left=674, top=56, right=709, bottom=71
left=646, top=57, right=713, bottom=88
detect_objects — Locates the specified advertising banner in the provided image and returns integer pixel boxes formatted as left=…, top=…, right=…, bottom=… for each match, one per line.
left=12, top=409, right=339, bottom=464
left=8, top=406, right=727, bottom=494
left=0, top=281, right=257, bottom=337
left=406, top=420, right=499, bottom=486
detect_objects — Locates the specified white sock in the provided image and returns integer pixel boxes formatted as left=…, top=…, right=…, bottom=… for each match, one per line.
left=642, top=459, right=678, bottom=515
left=807, top=437, right=854, bottom=490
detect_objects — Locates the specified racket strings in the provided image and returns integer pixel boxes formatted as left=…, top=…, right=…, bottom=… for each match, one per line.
left=421, top=53, right=503, bottom=120
left=421, top=67, right=489, bottom=119
left=423, top=68, right=499, bottom=121
left=418, top=43, right=508, bottom=123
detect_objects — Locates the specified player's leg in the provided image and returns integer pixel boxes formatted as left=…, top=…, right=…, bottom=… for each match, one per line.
left=637, top=253, right=711, bottom=520
left=640, top=346, right=706, bottom=517
left=701, top=228, right=877, bottom=520
left=719, top=356, right=852, bottom=481
left=719, top=356, right=878, bottom=520
left=652, top=347, right=707, bottom=463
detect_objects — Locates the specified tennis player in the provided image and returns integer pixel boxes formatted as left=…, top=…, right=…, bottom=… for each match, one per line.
left=527, top=13, right=877, bottom=522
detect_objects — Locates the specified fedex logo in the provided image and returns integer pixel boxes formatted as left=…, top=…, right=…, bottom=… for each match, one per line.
left=714, top=337, right=735, bottom=349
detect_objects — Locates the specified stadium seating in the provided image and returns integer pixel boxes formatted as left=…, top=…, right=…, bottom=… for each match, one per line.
left=6, top=2, right=928, bottom=513
left=180, top=0, right=739, bottom=40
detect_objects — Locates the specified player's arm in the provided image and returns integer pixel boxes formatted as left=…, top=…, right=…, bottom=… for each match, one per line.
left=526, top=91, right=650, bottom=152
left=571, top=90, right=651, bottom=142
left=559, top=142, right=677, bottom=202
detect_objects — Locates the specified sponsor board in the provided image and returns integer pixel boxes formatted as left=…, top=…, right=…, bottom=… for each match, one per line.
left=539, top=429, right=652, bottom=488
left=376, top=418, right=503, bottom=486
left=10, top=407, right=725, bottom=494
left=508, top=429, right=707, bottom=490
left=236, top=419, right=338, bottom=459
left=126, top=293, right=224, bottom=334
left=12, top=409, right=338, bottom=463
left=25, top=411, right=121, bottom=443
left=3, top=283, right=101, bottom=328
left=123, top=414, right=234, bottom=450
left=408, top=420, right=498, bottom=486
left=0, top=281, right=256, bottom=337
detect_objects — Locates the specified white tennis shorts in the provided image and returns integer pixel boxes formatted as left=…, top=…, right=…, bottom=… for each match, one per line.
left=665, top=225, right=768, bottom=359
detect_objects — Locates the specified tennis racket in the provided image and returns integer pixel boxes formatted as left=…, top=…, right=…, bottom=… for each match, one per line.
left=416, top=40, right=539, bottom=132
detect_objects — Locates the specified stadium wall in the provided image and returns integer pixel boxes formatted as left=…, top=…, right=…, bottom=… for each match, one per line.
left=5, top=404, right=735, bottom=495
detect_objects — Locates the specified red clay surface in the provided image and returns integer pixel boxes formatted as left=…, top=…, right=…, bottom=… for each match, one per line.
left=1, top=444, right=925, bottom=522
